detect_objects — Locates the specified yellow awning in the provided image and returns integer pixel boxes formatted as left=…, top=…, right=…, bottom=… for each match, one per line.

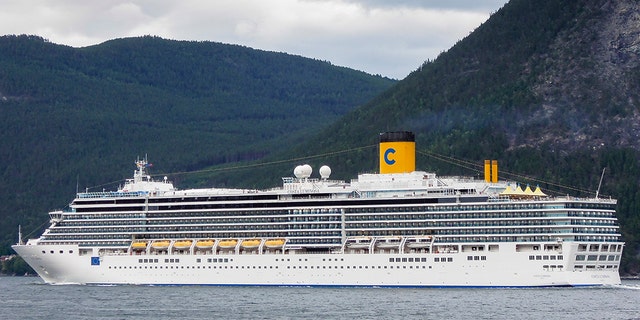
left=532, top=186, right=547, bottom=197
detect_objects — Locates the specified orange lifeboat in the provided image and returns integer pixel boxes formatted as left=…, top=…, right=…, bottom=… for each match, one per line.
left=218, top=239, right=238, bottom=249
left=241, top=239, right=261, bottom=249
left=131, top=241, right=148, bottom=250
left=264, top=238, right=285, bottom=249
left=151, top=240, right=170, bottom=250
left=173, top=240, right=193, bottom=250
left=195, top=239, right=215, bottom=249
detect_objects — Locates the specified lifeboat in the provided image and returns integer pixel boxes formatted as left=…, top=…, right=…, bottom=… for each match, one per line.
left=241, top=239, right=261, bottom=249
left=195, top=239, right=215, bottom=249
left=345, top=236, right=372, bottom=249
left=131, top=241, right=148, bottom=250
left=173, top=240, right=193, bottom=250
left=405, top=236, right=433, bottom=249
left=218, top=239, right=238, bottom=249
left=376, top=236, right=402, bottom=249
left=264, top=238, right=285, bottom=249
left=151, top=240, right=170, bottom=250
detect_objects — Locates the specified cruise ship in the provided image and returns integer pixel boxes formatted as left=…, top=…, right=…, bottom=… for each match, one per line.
left=13, top=132, right=624, bottom=287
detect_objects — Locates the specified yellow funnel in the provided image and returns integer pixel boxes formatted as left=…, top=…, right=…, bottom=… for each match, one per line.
left=484, top=159, right=498, bottom=183
left=379, top=131, right=415, bottom=174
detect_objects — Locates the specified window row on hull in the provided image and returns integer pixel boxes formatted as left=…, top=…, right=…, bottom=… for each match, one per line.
left=71, top=196, right=615, bottom=214
left=46, top=221, right=621, bottom=236
left=69, top=209, right=618, bottom=222
left=42, top=227, right=621, bottom=243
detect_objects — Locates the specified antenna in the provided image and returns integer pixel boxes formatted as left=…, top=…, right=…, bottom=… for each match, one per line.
left=18, top=225, right=23, bottom=245
left=595, top=168, right=606, bottom=199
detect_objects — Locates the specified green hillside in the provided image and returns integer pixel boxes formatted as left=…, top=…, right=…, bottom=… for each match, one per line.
left=0, top=35, right=396, bottom=258
left=326, top=0, right=640, bottom=274
left=193, top=0, right=640, bottom=275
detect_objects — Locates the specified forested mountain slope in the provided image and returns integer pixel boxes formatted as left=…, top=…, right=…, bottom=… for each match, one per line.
left=0, top=35, right=395, bottom=258
left=350, top=0, right=640, bottom=274
left=214, top=0, right=640, bottom=274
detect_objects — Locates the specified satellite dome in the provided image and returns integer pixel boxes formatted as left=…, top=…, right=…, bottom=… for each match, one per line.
left=319, top=165, right=331, bottom=179
left=293, top=165, right=304, bottom=178
left=294, top=164, right=312, bottom=179
left=300, top=164, right=312, bottom=178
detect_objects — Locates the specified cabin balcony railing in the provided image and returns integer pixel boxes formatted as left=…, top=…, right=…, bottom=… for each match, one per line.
left=77, top=191, right=149, bottom=199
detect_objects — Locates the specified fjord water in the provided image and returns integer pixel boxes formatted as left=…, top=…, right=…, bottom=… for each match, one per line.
left=1, top=277, right=639, bottom=320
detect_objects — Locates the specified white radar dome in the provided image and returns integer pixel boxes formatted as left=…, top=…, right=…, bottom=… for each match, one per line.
left=319, top=165, right=331, bottom=179
left=294, top=164, right=313, bottom=179
left=293, top=166, right=304, bottom=178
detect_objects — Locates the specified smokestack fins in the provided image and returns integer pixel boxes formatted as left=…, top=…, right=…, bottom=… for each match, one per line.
left=379, top=131, right=415, bottom=174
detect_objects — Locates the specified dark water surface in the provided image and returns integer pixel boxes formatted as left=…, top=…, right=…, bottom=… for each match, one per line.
left=1, top=277, right=639, bottom=319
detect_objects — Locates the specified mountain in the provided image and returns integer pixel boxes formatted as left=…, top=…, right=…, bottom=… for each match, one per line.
left=314, top=0, right=640, bottom=274
left=201, top=0, right=640, bottom=274
left=3, top=0, right=640, bottom=276
left=0, top=35, right=396, bottom=256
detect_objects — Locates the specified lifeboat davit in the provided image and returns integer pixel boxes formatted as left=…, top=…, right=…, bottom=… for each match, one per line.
left=264, top=238, right=285, bottom=249
left=173, top=240, right=193, bottom=250
left=195, top=239, right=215, bottom=249
left=218, top=239, right=238, bottom=249
left=241, top=239, right=261, bottom=249
left=151, top=240, right=170, bottom=250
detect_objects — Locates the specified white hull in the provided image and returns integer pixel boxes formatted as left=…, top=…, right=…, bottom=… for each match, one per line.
left=13, top=242, right=622, bottom=287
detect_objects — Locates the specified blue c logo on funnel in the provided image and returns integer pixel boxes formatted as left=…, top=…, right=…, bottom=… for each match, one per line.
left=384, top=148, right=396, bottom=165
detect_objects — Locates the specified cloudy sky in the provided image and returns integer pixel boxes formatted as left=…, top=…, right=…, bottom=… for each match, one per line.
left=1, top=0, right=508, bottom=79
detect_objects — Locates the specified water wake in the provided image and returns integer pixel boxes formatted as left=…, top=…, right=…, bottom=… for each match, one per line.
left=608, top=282, right=640, bottom=290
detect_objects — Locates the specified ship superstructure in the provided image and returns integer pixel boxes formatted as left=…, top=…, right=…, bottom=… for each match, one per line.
left=13, top=132, right=623, bottom=286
